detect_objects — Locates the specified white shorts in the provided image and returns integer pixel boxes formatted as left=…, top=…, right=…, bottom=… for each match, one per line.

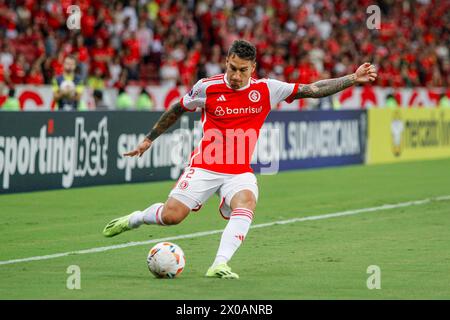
left=168, top=167, right=258, bottom=219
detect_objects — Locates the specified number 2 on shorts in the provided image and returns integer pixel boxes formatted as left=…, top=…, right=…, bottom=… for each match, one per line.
left=185, top=169, right=195, bottom=179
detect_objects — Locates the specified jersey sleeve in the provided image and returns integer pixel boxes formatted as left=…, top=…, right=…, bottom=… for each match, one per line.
left=180, top=79, right=207, bottom=112
left=267, top=79, right=300, bottom=107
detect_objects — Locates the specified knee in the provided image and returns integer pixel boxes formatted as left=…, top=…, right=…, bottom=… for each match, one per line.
left=231, top=191, right=257, bottom=212
left=238, top=199, right=256, bottom=212
left=161, top=202, right=189, bottom=225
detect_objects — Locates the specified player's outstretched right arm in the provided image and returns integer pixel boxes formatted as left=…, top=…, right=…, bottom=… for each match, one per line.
left=123, top=102, right=186, bottom=157
left=293, top=63, right=377, bottom=99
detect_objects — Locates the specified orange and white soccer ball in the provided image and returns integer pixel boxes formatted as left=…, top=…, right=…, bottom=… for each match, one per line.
left=147, top=242, right=185, bottom=279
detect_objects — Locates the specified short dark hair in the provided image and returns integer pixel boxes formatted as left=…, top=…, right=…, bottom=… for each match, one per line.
left=228, top=40, right=256, bottom=61
left=93, top=89, right=103, bottom=99
left=65, top=54, right=77, bottom=62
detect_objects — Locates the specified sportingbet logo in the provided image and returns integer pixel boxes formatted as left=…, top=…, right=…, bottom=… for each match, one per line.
left=0, top=117, right=108, bottom=190
left=214, top=106, right=263, bottom=116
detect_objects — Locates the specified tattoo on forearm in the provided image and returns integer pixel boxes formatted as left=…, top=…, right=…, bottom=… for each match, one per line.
left=146, top=102, right=186, bottom=141
left=294, top=74, right=357, bottom=99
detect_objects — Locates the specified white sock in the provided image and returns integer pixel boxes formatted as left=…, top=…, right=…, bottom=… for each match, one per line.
left=129, top=203, right=165, bottom=228
left=213, top=208, right=253, bottom=267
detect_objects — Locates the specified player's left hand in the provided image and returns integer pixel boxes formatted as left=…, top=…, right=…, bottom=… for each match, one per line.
left=123, top=138, right=152, bottom=157
left=354, top=62, right=378, bottom=84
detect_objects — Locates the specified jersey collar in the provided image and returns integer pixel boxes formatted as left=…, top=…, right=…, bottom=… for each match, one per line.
left=223, top=73, right=251, bottom=91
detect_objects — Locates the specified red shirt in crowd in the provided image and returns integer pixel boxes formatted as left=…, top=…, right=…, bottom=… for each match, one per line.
left=26, top=70, right=44, bottom=85
left=9, top=62, right=26, bottom=84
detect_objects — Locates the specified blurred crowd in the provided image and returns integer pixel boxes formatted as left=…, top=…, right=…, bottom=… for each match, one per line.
left=0, top=0, right=449, bottom=90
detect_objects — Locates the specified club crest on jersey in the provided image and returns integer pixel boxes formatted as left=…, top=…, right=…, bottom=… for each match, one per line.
left=189, top=88, right=200, bottom=98
left=179, top=180, right=189, bottom=190
left=214, top=106, right=225, bottom=116
left=248, top=90, right=261, bottom=102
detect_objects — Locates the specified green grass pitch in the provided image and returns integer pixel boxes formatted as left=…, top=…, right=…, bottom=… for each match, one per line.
left=1, top=158, right=449, bottom=299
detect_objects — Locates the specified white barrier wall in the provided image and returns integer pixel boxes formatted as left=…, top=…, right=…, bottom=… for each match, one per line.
left=0, top=85, right=447, bottom=111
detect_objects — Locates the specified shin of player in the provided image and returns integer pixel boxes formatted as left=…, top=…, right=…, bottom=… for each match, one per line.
left=210, top=190, right=256, bottom=273
left=129, top=198, right=190, bottom=228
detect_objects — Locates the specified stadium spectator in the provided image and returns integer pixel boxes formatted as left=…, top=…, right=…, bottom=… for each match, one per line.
left=116, top=87, right=133, bottom=110
left=136, top=19, right=153, bottom=58
left=0, top=43, right=14, bottom=78
left=93, top=89, right=109, bottom=110
left=72, top=34, right=90, bottom=82
left=9, top=53, right=27, bottom=84
left=108, top=56, right=123, bottom=87
left=136, top=88, right=154, bottom=111
left=438, top=93, right=450, bottom=108
left=87, top=67, right=106, bottom=90
left=385, top=93, right=399, bottom=109
left=25, top=62, right=45, bottom=85
left=122, top=35, right=140, bottom=80
left=80, top=6, right=96, bottom=45
left=90, top=38, right=114, bottom=78
left=52, top=55, right=83, bottom=111
left=0, top=0, right=447, bottom=89
left=159, top=55, right=179, bottom=87
left=204, top=45, right=224, bottom=78
left=0, top=87, right=20, bottom=111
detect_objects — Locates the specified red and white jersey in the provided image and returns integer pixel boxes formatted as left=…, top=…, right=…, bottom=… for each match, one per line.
left=180, top=74, right=299, bottom=174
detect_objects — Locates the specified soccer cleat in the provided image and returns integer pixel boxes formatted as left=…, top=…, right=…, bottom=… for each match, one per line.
left=205, top=263, right=239, bottom=279
left=102, top=212, right=135, bottom=237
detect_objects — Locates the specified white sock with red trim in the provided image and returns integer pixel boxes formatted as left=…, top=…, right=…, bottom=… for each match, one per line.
left=213, top=208, right=253, bottom=267
left=129, top=203, right=165, bottom=228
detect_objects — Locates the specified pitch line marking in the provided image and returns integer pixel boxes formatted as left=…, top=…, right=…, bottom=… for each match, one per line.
left=0, top=195, right=449, bottom=266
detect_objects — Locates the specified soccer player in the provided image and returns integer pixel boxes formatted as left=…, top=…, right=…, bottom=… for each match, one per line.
left=103, top=40, right=377, bottom=279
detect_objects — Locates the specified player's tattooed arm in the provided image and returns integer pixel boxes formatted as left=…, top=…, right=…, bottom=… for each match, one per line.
left=294, top=63, right=377, bottom=99
left=145, top=102, right=186, bottom=141
left=294, top=74, right=357, bottom=99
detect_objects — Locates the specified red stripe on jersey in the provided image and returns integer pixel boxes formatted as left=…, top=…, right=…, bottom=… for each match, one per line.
left=202, top=74, right=224, bottom=83
left=285, top=83, right=300, bottom=103
left=205, top=74, right=223, bottom=80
